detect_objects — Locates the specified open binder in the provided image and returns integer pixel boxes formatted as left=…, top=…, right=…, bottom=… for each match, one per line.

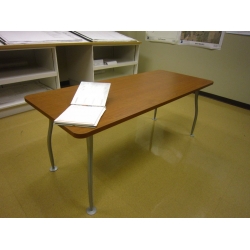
left=54, top=81, right=111, bottom=127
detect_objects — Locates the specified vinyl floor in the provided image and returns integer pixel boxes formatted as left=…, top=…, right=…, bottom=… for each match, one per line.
left=1, top=94, right=250, bottom=218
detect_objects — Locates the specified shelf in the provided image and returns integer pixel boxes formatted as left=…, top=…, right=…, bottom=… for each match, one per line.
left=94, top=61, right=137, bottom=71
left=94, top=66, right=137, bottom=81
left=0, top=80, right=52, bottom=110
left=0, top=66, right=58, bottom=85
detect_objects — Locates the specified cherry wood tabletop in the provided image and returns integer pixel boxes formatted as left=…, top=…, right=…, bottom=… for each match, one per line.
left=25, top=70, right=213, bottom=138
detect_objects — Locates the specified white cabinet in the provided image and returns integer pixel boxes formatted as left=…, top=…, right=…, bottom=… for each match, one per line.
left=0, top=47, right=60, bottom=118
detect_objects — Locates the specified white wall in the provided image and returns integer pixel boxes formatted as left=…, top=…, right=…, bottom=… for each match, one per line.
left=121, top=31, right=250, bottom=105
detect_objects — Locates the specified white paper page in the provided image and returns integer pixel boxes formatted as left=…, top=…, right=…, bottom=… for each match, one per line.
left=71, top=82, right=111, bottom=107
left=54, top=105, right=106, bottom=127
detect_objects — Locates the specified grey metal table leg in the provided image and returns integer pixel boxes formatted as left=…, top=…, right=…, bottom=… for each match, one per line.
left=86, top=135, right=97, bottom=215
left=47, top=119, right=58, bottom=172
left=152, top=108, right=157, bottom=121
left=190, top=90, right=199, bottom=137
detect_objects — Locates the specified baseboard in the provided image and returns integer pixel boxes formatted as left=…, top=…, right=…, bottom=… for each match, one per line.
left=199, top=91, right=250, bottom=110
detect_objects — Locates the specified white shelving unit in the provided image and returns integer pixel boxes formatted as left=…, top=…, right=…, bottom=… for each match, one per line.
left=0, top=47, right=60, bottom=118
left=0, top=39, right=140, bottom=118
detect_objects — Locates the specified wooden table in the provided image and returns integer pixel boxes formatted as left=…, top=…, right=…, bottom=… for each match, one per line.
left=25, top=70, right=213, bottom=215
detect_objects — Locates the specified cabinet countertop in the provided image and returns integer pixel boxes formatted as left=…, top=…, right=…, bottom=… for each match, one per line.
left=0, top=40, right=141, bottom=51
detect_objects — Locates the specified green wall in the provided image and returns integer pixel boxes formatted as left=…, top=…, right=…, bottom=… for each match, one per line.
left=122, top=31, right=250, bottom=105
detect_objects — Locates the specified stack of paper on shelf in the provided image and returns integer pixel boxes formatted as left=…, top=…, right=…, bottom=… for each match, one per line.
left=54, top=81, right=111, bottom=127
left=93, top=59, right=104, bottom=66
left=104, top=59, right=117, bottom=65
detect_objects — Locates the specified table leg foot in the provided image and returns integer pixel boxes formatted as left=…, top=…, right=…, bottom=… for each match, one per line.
left=50, top=166, right=58, bottom=172
left=87, top=206, right=97, bottom=215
